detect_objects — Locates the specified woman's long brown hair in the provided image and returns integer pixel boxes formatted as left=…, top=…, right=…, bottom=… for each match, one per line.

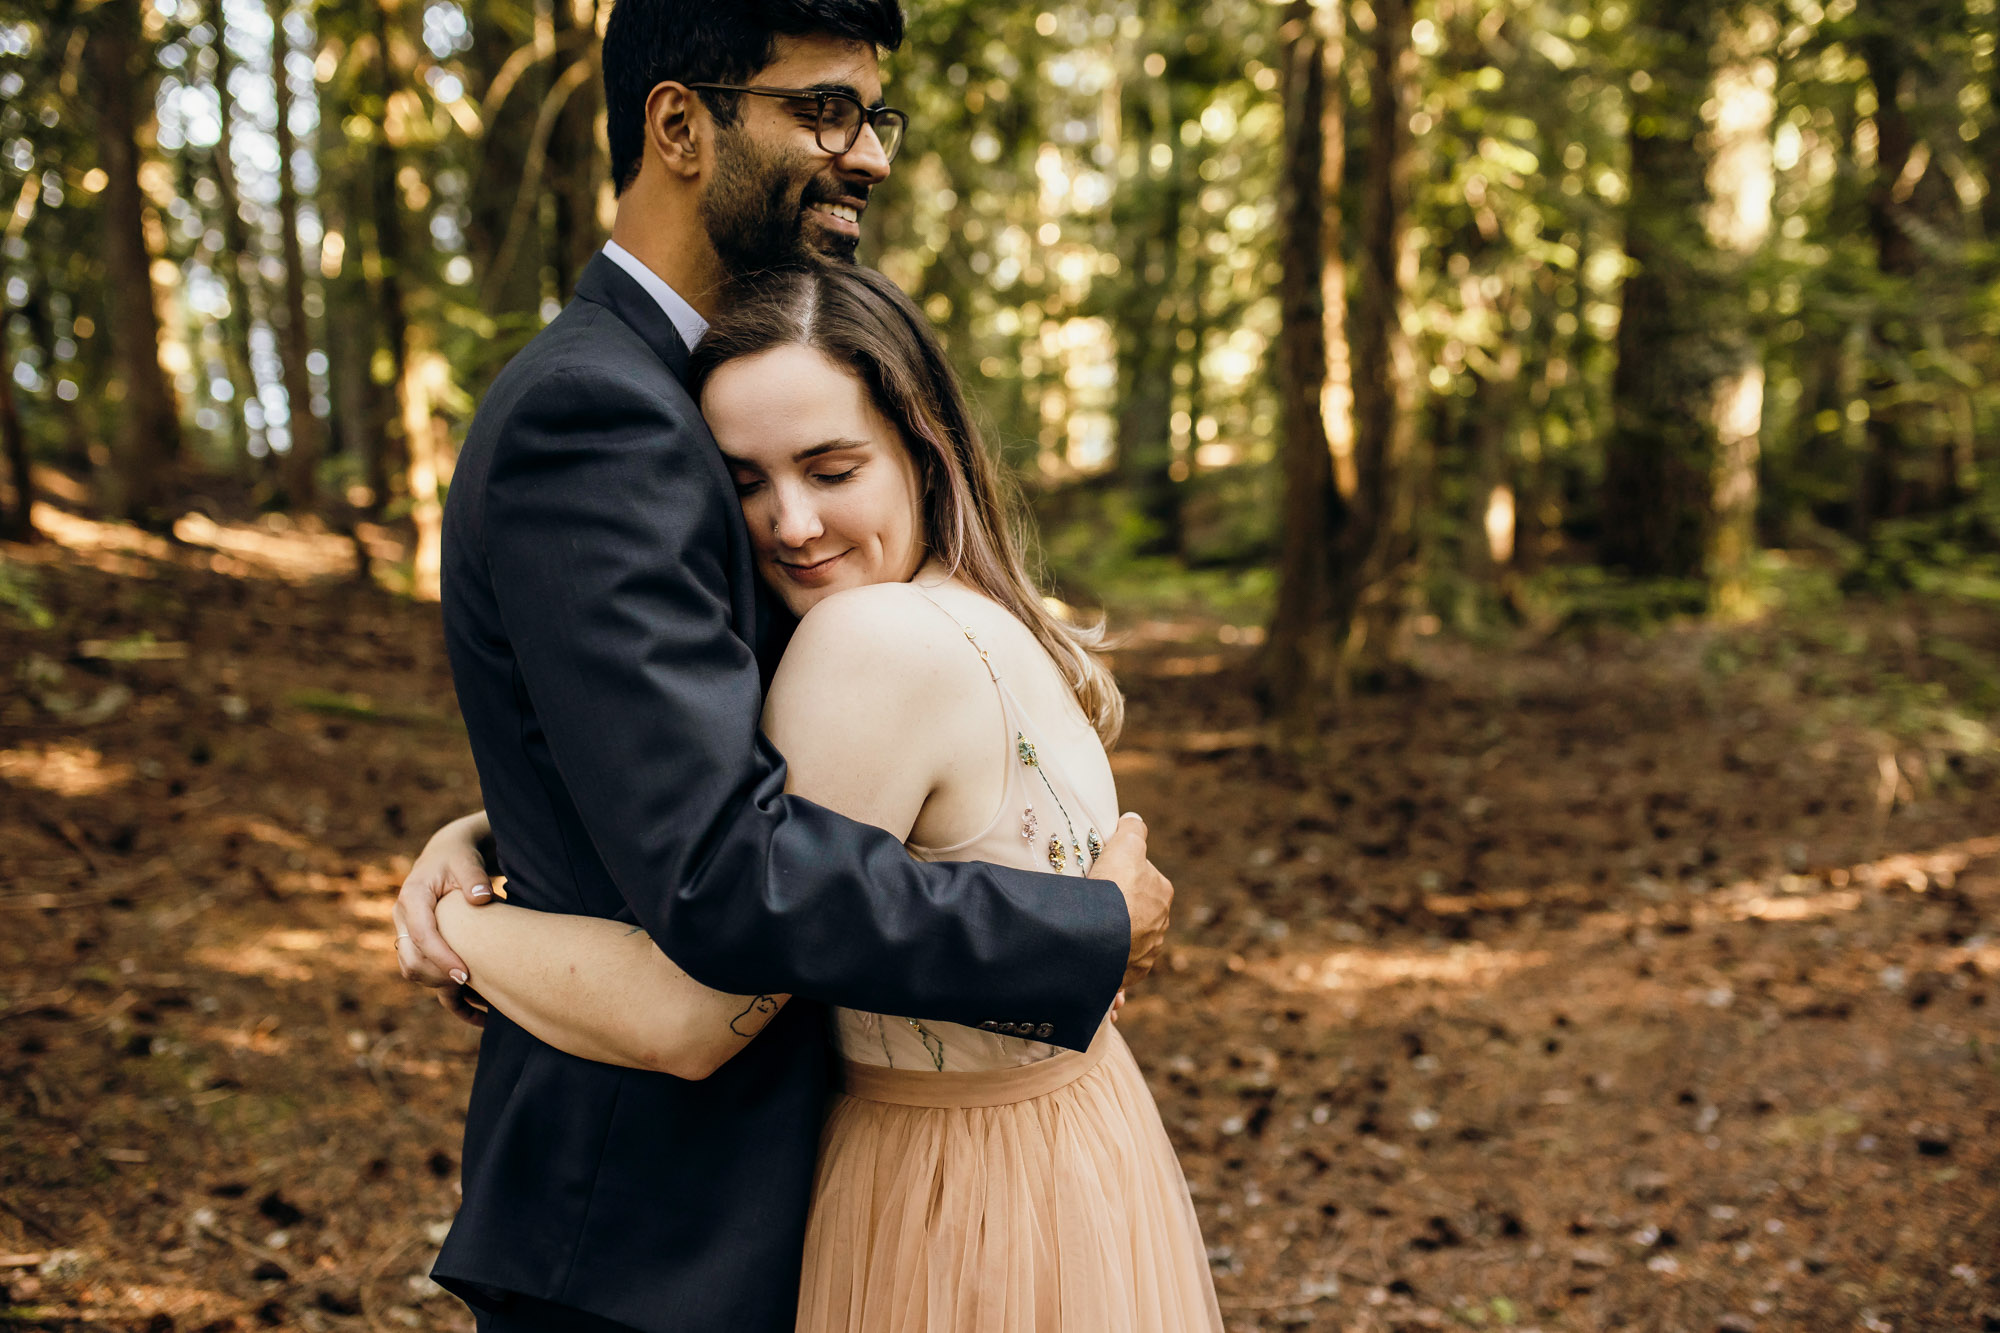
left=689, top=265, right=1124, bottom=743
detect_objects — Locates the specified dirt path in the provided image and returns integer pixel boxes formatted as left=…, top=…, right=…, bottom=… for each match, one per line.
left=2, top=516, right=1996, bottom=1332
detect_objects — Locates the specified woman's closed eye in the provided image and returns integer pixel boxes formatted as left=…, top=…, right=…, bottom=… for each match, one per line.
left=813, top=466, right=860, bottom=485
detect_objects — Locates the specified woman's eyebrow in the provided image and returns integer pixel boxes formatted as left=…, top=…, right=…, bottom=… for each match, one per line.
left=794, top=438, right=871, bottom=462
left=720, top=439, right=871, bottom=470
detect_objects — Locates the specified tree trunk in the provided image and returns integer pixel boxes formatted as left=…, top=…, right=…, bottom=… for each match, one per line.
left=310, top=42, right=390, bottom=515
left=1342, top=0, right=1420, bottom=673
left=1855, top=28, right=1949, bottom=529
left=1705, top=6, right=1776, bottom=612
left=88, top=0, right=182, bottom=523
left=1464, top=344, right=1521, bottom=595
left=465, top=7, right=545, bottom=322
left=1602, top=0, right=1720, bottom=580
left=268, top=0, right=323, bottom=509
left=372, top=0, right=444, bottom=598
left=0, top=315, right=34, bottom=541
left=1265, top=0, right=1353, bottom=723
left=548, top=0, right=605, bottom=301
left=1317, top=0, right=1354, bottom=507
left=1113, top=43, right=1189, bottom=557
left=208, top=12, right=267, bottom=466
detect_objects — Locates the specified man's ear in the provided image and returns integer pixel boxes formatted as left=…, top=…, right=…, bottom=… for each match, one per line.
left=644, top=81, right=704, bottom=180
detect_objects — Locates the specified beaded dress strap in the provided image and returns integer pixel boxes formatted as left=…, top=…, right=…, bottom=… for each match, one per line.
left=909, top=584, right=1002, bottom=683
left=905, top=582, right=1104, bottom=876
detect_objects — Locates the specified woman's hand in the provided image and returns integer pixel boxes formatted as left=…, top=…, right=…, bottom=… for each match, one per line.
left=393, top=810, right=494, bottom=1027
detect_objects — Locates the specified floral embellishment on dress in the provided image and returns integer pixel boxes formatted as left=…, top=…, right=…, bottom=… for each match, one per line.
left=1016, top=732, right=1039, bottom=768
left=905, top=1017, right=946, bottom=1071
left=1086, top=828, right=1102, bottom=865
left=1048, top=836, right=1067, bottom=873
left=1021, top=803, right=1039, bottom=840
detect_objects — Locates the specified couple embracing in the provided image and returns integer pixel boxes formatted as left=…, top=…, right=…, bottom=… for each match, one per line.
left=390, top=3, right=1223, bottom=1330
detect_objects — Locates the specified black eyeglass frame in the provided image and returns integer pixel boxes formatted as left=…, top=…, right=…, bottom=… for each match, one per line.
left=686, top=83, right=908, bottom=162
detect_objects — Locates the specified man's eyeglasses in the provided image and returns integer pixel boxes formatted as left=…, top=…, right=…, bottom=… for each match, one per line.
left=688, top=84, right=908, bottom=164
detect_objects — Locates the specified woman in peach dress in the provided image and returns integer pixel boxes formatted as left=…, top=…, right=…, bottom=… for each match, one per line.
left=406, top=266, right=1222, bottom=1333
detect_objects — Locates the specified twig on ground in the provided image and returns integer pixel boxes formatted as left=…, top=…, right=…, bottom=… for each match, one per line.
left=194, top=1216, right=298, bottom=1280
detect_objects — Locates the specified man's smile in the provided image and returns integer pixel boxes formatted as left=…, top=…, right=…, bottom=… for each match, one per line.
left=808, top=198, right=865, bottom=238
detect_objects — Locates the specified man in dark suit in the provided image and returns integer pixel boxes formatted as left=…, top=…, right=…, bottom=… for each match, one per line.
left=390, top=3, right=1173, bottom=1331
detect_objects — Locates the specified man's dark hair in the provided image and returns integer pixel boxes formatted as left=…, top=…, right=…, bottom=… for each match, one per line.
left=603, top=0, right=904, bottom=194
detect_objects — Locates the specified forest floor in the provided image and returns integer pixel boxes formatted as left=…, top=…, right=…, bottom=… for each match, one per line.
left=1, top=485, right=1997, bottom=1333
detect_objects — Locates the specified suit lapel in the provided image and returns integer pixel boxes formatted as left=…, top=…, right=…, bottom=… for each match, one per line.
left=572, top=250, right=693, bottom=384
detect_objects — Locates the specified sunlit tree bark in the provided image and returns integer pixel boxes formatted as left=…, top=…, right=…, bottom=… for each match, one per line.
left=1266, top=0, right=1352, bottom=722
left=1343, top=0, right=1420, bottom=673
left=1706, top=7, right=1776, bottom=612
left=1463, top=329, right=1522, bottom=594
left=371, top=0, right=443, bottom=598
left=269, top=0, right=323, bottom=509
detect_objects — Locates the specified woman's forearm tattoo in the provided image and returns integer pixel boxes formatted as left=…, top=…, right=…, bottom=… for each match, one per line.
left=729, top=994, right=780, bottom=1037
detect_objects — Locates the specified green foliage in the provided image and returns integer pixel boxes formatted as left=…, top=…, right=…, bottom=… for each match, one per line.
left=3, top=0, right=1999, bottom=658
left=1516, top=564, right=1711, bottom=631
left=1838, top=465, right=2000, bottom=601
left=283, top=686, right=459, bottom=729
left=0, top=557, right=53, bottom=629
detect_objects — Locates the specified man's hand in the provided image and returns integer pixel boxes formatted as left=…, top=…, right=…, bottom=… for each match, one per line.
left=394, top=813, right=494, bottom=1027
left=1088, top=812, right=1173, bottom=992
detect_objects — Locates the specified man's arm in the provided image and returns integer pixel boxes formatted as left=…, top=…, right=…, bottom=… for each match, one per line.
left=468, top=366, right=1143, bottom=1049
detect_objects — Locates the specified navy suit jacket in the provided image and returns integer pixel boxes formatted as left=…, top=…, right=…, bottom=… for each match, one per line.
left=430, top=251, right=1129, bottom=1331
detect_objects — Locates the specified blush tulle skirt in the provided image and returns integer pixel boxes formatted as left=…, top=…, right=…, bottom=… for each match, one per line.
left=795, top=1023, right=1224, bottom=1333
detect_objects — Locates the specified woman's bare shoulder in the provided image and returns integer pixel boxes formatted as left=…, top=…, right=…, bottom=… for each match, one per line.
left=772, top=582, right=990, bottom=706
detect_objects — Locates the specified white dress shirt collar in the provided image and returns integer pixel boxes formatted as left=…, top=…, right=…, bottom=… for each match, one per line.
left=601, top=240, right=709, bottom=353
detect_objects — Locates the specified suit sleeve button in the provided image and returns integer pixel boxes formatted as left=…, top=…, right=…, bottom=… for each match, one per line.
left=1035, top=1023, right=1055, bottom=1040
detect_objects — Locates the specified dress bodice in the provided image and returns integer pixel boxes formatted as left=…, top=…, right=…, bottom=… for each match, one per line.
left=831, top=588, right=1117, bottom=1072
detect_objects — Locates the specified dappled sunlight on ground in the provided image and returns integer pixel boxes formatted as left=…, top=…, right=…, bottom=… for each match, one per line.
left=1272, top=940, right=1554, bottom=996
left=170, top=511, right=367, bottom=584
left=20, top=483, right=409, bottom=587
left=2, top=516, right=1996, bottom=1331
left=0, top=742, right=135, bottom=797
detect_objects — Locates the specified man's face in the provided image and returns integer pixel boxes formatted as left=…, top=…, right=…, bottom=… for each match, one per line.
left=698, top=35, right=893, bottom=276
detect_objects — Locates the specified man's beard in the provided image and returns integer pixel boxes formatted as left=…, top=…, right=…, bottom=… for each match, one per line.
left=700, top=126, right=863, bottom=279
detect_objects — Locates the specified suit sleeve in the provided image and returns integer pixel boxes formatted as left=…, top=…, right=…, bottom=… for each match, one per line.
left=481, top=365, right=1128, bottom=1050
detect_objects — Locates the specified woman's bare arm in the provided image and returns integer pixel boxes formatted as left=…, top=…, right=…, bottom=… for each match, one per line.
left=434, top=895, right=785, bottom=1078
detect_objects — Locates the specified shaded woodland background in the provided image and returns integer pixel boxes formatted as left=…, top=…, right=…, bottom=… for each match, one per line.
left=3, top=0, right=2000, bottom=1330
left=6, top=0, right=2000, bottom=669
